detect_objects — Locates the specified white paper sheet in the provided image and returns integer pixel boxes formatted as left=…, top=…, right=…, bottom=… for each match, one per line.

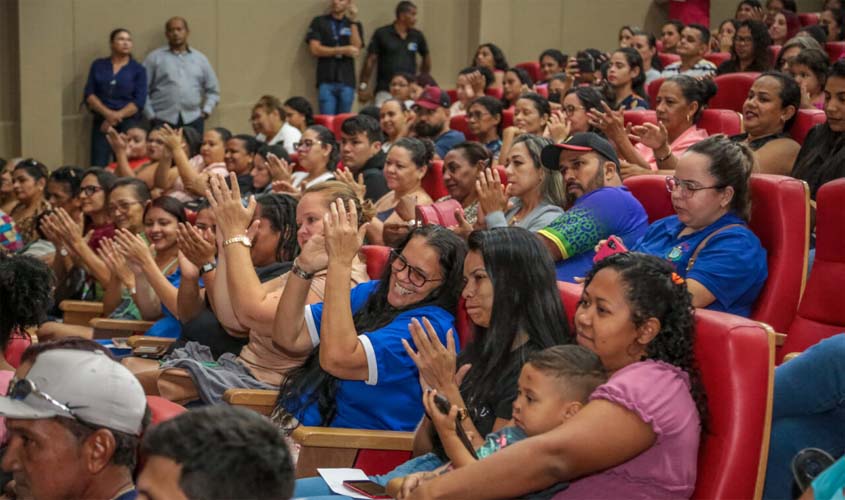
left=316, top=468, right=374, bottom=499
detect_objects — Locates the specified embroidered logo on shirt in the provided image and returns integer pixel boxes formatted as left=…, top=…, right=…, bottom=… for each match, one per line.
left=667, top=242, right=690, bottom=262
left=408, top=42, right=418, bottom=52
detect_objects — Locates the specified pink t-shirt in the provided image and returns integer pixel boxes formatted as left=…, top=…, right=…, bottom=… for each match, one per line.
left=554, top=360, right=701, bottom=499
left=636, top=126, right=709, bottom=170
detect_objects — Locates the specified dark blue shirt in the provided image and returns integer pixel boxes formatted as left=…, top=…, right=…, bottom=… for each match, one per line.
left=83, top=58, right=147, bottom=113
left=434, top=130, right=466, bottom=158
left=632, top=212, right=768, bottom=317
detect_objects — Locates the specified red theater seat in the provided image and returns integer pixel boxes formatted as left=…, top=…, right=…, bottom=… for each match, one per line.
left=147, top=395, right=186, bottom=425
left=799, top=12, right=819, bottom=26
left=450, top=114, right=476, bottom=141
left=359, top=245, right=390, bottom=279
left=747, top=175, right=810, bottom=333
left=332, top=112, right=356, bottom=139
left=768, top=45, right=781, bottom=63
left=313, top=114, right=334, bottom=131
left=647, top=78, right=665, bottom=107
left=446, top=88, right=458, bottom=104
left=484, top=87, right=504, bottom=99
left=515, top=61, right=542, bottom=83
left=657, top=52, right=681, bottom=68
left=790, top=109, right=826, bottom=145
left=623, top=175, right=675, bottom=223
left=421, top=160, right=448, bottom=200
left=825, top=42, right=845, bottom=62
left=502, top=107, right=514, bottom=128
left=779, top=179, right=845, bottom=361
left=697, top=109, right=742, bottom=136
left=535, top=86, right=548, bottom=98
left=558, top=282, right=774, bottom=500
left=710, top=72, right=760, bottom=112
left=704, top=52, right=731, bottom=67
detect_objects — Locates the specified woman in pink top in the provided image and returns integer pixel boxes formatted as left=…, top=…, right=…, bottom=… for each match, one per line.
left=401, top=252, right=705, bottom=499
left=591, top=75, right=715, bottom=178
left=156, top=125, right=229, bottom=203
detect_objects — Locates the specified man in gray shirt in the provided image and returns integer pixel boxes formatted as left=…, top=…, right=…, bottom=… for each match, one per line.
left=143, top=17, right=220, bottom=133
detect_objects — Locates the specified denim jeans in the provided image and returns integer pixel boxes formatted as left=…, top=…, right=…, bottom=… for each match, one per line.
left=318, top=83, right=355, bottom=115
left=293, top=452, right=445, bottom=499
left=764, top=334, right=845, bottom=499
left=90, top=115, right=138, bottom=167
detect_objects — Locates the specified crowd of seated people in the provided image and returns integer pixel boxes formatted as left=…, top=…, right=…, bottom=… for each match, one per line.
left=2, top=0, right=845, bottom=498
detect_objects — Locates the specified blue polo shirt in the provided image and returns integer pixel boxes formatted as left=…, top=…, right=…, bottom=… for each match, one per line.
left=538, top=186, right=649, bottom=283
left=434, top=130, right=466, bottom=158
left=298, top=280, right=457, bottom=431
left=632, top=212, right=768, bottom=317
left=83, top=58, right=147, bottom=113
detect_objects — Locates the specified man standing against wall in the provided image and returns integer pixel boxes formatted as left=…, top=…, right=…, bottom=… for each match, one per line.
left=143, top=17, right=220, bottom=134
left=306, top=0, right=364, bottom=115
left=358, top=1, right=431, bottom=106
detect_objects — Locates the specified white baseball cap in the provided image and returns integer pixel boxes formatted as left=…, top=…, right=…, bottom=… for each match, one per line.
left=0, top=349, right=147, bottom=436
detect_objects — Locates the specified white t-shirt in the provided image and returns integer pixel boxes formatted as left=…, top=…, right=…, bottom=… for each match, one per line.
left=257, top=122, right=302, bottom=155
left=291, top=171, right=335, bottom=189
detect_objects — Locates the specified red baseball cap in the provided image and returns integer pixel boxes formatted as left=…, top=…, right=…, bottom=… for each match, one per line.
left=414, top=86, right=451, bottom=110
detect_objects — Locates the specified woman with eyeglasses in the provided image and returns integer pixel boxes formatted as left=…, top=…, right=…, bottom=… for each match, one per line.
left=10, top=160, right=51, bottom=246
left=629, top=135, right=767, bottom=317
left=293, top=226, right=569, bottom=497
left=290, top=125, right=338, bottom=190
left=466, top=97, right=503, bottom=161
left=561, top=87, right=610, bottom=138
left=274, top=215, right=466, bottom=432
left=716, top=20, right=773, bottom=75
left=592, top=75, right=715, bottom=178
left=367, top=138, right=436, bottom=246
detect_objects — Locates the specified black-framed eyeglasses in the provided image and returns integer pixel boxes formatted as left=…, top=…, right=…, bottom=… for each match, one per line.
left=80, top=186, right=103, bottom=197
left=665, top=176, right=726, bottom=199
left=390, top=249, right=443, bottom=288
left=7, top=377, right=76, bottom=417
left=294, top=140, right=323, bottom=151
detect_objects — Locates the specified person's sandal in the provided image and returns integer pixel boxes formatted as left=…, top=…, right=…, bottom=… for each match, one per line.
left=791, top=447, right=836, bottom=494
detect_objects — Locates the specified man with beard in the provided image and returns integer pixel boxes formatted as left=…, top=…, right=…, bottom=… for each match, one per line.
left=411, top=86, right=465, bottom=159
left=537, top=133, right=649, bottom=282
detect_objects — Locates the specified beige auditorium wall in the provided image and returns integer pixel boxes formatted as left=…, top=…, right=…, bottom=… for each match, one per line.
left=0, top=0, right=20, bottom=159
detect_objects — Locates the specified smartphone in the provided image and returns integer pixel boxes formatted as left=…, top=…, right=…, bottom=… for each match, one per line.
left=433, top=393, right=452, bottom=415
left=431, top=393, right=478, bottom=459
left=133, top=345, right=168, bottom=359
left=342, top=480, right=391, bottom=499
left=593, top=235, right=628, bottom=263
left=577, top=55, right=595, bottom=74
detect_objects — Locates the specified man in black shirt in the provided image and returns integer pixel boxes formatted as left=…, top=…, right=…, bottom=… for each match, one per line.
left=340, top=115, right=389, bottom=202
left=358, top=1, right=431, bottom=106
left=306, top=0, right=363, bottom=115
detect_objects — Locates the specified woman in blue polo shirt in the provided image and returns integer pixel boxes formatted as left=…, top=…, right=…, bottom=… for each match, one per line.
left=83, top=28, right=147, bottom=167
left=632, top=134, right=767, bottom=317
left=273, top=208, right=466, bottom=432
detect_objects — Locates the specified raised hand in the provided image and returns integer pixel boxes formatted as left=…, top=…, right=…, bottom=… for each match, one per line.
left=394, top=194, right=418, bottom=222
left=324, top=198, right=368, bottom=267
left=270, top=180, right=303, bottom=198
left=266, top=153, right=293, bottom=183
left=113, top=228, right=155, bottom=270
left=105, top=127, right=128, bottom=153
left=548, top=109, right=572, bottom=143
left=402, top=317, right=459, bottom=391
left=447, top=208, right=473, bottom=240
left=207, top=173, right=256, bottom=240
left=335, top=168, right=366, bottom=202
left=618, top=160, right=654, bottom=179
left=466, top=70, right=486, bottom=99
left=588, top=102, right=627, bottom=143
left=177, top=222, right=216, bottom=268
left=476, top=167, right=509, bottom=215
left=99, top=238, right=135, bottom=288
left=629, top=121, right=669, bottom=151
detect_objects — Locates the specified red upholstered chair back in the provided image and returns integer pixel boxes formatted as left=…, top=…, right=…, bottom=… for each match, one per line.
left=697, top=109, right=742, bottom=136
left=502, top=108, right=514, bottom=128
left=747, top=175, right=810, bottom=334
left=710, top=73, right=760, bottom=112
left=332, top=113, right=357, bottom=139
left=450, top=114, right=476, bottom=141
left=798, top=12, right=819, bottom=25
left=359, top=245, right=391, bottom=279
left=535, top=86, right=549, bottom=98
left=416, top=199, right=462, bottom=227
left=768, top=45, right=781, bottom=63
left=422, top=160, right=449, bottom=200
left=558, top=281, right=774, bottom=500
left=790, top=109, right=826, bottom=145
left=781, top=179, right=845, bottom=359
left=825, top=42, right=845, bottom=62
left=313, top=114, right=334, bottom=131
left=515, top=61, right=542, bottom=83
left=484, top=87, right=504, bottom=99
left=495, top=165, right=508, bottom=185
left=446, top=88, right=458, bottom=104
left=647, top=78, right=665, bottom=107
left=623, top=175, right=675, bottom=223
left=704, top=52, right=731, bottom=67
left=657, top=52, right=681, bottom=68
left=147, top=396, right=187, bottom=425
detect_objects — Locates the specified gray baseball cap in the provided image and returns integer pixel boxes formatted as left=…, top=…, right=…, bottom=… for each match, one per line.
left=0, top=349, right=147, bottom=436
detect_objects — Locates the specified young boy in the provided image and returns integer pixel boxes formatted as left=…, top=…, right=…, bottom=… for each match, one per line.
left=389, top=345, right=606, bottom=498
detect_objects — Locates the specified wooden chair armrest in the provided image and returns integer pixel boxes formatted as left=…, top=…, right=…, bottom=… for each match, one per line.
left=755, top=321, right=785, bottom=346
left=291, top=426, right=415, bottom=451
left=774, top=333, right=786, bottom=347
left=89, top=318, right=155, bottom=339
left=223, top=389, right=278, bottom=416
left=59, top=300, right=104, bottom=313
left=126, top=336, right=176, bottom=348
left=782, top=352, right=801, bottom=362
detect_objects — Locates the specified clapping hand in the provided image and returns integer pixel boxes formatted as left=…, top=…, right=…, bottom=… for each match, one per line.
left=266, top=153, right=293, bottom=184
left=335, top=169, right=367, bottom=202
left=629, top=122, right=669, bottom=151
left=324, top=198, right=368, bottom=267
left=207, top=173, right=256, bottom=240
left=113, top=228, right=155, bottom=273
left=476, top=168, right=509, bottom=215
left=548, top=109, right=572, bottom=143
left=98, top=238, right=135, bottom=288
